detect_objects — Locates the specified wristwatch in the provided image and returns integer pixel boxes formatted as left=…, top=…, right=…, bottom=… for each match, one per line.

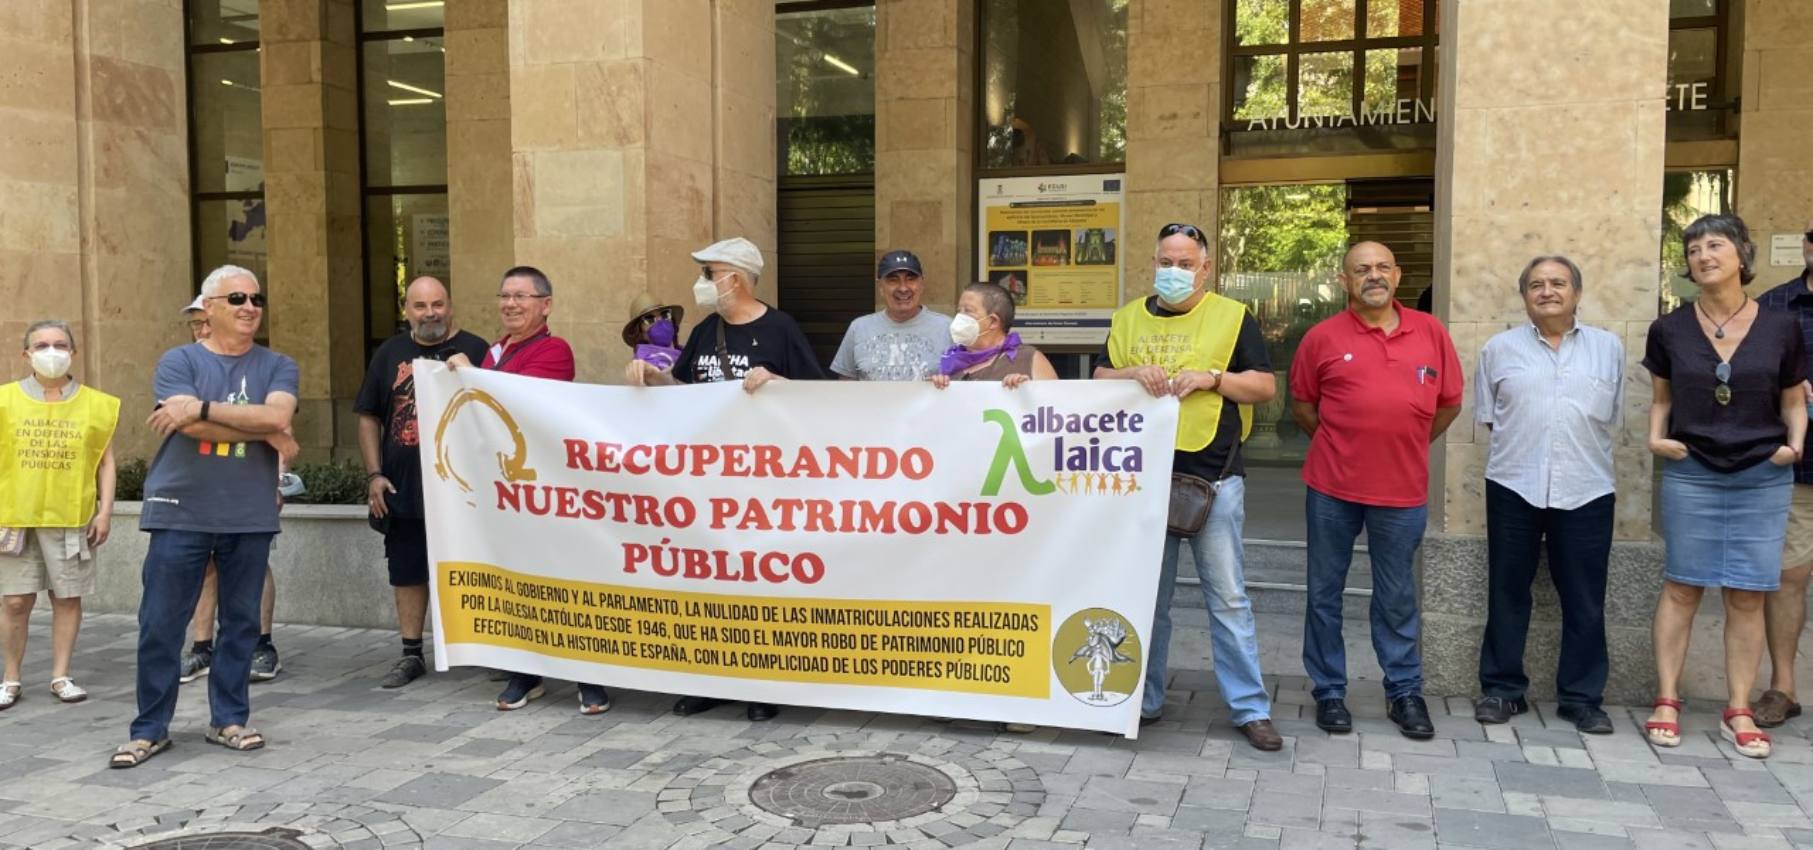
left=1208, top=369, right=1224, bottom=391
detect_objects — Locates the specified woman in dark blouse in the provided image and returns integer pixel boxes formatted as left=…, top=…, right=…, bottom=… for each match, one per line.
left=1642, top=214, right=1809, bottom=760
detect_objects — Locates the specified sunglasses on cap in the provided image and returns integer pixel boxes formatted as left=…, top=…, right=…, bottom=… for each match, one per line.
left=207, top=292, right=266, bottom=308
left=1159, top=223, right=1209, bottom=248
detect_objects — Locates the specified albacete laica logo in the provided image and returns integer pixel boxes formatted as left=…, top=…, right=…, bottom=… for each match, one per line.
left=433, top=387, right=538, bottom=505
left=979, top=406, right=1146, bottom=497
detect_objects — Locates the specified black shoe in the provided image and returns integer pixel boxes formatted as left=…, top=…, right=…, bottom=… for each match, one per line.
left=1139, top=711, right=1163, bottom=727
left=746, top=702, right=779, bottom=722
left=673, top=695, right=728, bottom=716
left=1473, top=695, right=1529, bottom=725
left=380, top=655, right=427, bottom=689
left=1315, top=699, right=1353, bottom=734
left=1388, top=696, right=1436, bottom=739
left=1558, top=704, right=1614, bottom=735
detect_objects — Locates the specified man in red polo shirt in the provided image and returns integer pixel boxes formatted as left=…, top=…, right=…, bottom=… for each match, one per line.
left=447, top=266, right=605, bottom=715
left=1289, top=241, right=1462, bottom=740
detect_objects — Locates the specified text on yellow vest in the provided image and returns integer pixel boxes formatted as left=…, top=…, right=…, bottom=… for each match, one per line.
left=0, top=381, right=121, bottom=527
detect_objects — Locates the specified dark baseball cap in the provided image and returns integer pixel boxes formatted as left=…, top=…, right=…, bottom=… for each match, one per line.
left=876, top=250, right=923, bottom=279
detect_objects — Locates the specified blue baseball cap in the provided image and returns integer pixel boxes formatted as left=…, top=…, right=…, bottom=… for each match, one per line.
left=876, top=250, right=923, bottom=279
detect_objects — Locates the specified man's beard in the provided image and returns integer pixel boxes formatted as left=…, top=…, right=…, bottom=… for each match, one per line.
left=413, top=319, right=450, bottom=343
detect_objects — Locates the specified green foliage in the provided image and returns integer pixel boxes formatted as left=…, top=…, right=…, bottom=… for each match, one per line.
left=288, top=460, right=370, bottom=506
left=117, top=457, right=148, bottom=502
left=783, top=115, right=876, bottom=176
left=1219, top=184, right=1348, bottom=275
left=115, top=457, right=368, bottom=506
left=1659, top=170, right=1733, bottom=313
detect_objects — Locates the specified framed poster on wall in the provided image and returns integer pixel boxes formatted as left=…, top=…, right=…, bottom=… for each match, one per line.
left=976, top=175, right=1125, bottom=346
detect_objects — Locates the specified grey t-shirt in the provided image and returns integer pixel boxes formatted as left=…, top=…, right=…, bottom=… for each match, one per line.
left=829, top=309, right=952, bottom=381
left=140, top=343, right=300, bottom=535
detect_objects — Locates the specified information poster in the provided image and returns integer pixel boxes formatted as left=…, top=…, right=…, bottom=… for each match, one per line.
left=977, top=175, right=1125, bottom=346
left=416, top=366, right=1177, bottom=736
left=413, top=214, right=451, bottom=278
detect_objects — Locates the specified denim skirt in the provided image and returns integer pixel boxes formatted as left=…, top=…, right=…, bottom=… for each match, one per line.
left=1660, top=455, right=1794, bottom=591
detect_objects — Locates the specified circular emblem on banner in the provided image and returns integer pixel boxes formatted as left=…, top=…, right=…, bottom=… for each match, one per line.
left=1051, top=608, right=1142, bottom=707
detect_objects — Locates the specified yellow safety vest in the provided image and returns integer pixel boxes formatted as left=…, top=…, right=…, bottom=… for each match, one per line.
left=1106, top=293, right=1253, bottom=452
left=0, top=381, right=120, bottom=527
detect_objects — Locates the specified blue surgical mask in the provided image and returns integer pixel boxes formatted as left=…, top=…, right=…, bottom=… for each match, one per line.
left=1153, top=266, right=1198, bottom=306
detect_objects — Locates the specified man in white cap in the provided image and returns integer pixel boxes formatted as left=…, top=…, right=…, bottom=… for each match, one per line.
left=625, top=237, right=824, bottom=393
left=624, top=237, right=823, bottom=721
left=830, top=249, right=950, bottom=381
left=182, top=295, right=211, bottom=342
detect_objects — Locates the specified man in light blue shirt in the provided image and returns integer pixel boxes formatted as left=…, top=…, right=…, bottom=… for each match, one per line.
left=1472, top=256, right=1623, bottom=734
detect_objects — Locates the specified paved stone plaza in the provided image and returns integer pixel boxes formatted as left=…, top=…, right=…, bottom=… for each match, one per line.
left=4, top=611, right=1813, bottom=850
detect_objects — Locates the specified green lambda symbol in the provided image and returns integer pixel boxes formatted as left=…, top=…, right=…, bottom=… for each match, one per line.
left=980, top=409, right=1056, bottom=496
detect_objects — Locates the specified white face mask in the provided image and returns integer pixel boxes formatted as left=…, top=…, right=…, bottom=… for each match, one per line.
left=950, top=313, right=981, bottom=347
left=693, top=273, right=731, bottom=310
left=30, top=348, right=72, bottom=380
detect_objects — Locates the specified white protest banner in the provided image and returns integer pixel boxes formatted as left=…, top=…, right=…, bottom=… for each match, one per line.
left=415, top=363, right=1177, bottom=736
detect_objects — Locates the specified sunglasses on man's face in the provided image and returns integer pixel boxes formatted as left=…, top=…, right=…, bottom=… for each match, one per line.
left=208, top=291, right=266, bottom=308
left=1803, top=230, right=1813, bottom=243
left=1159, top=223, right=1209, bottom=248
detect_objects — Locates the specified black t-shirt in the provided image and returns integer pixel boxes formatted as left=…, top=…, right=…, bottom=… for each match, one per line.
left=1093, top=297, right=1273, bottom=479
left=353, top=329, right=490, bottom=517
left=675, top=305, right=828, bottom=383
left=1642, top=305, right=1807, bottom=472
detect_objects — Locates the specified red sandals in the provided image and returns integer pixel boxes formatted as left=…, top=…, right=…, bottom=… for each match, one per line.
left=1645, top=697, right=1683, bottom=747
left=1721, top=707, right=1772, bottom=759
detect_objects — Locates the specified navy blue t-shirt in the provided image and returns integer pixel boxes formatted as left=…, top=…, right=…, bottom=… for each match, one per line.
left=140, top=343, right=300, bottom=534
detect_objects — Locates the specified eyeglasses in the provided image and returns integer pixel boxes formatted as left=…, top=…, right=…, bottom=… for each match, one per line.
left=1159, top=223, right=1209, bottom=248
left=207, top=292, right=266, bottom=308
left=496, top=292, right=550, bottom=303
left=1715, top=360, right=1732, bottom=406
left=638, top=309, right=676, bottom=326
left=186, top=319, right=209, bottom=331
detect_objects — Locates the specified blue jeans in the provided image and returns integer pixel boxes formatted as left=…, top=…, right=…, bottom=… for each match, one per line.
left=1303, top=488, right=1426, bottom=701
left=131, top=530, right=272, bottom=742
left=1143, top=476, right=1270, bottom=725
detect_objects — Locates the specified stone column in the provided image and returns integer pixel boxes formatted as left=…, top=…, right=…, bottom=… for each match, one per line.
left=1421, top=0, right=1667, bottom=702
left=445, top=0, right=513, bottom=332
left=261, top=0, right=365, bottom=454
left=0, top=1, right=192, bottom=460
left=874, top=0, right=975, bottom=315
left=508, top=0, right=777, bottom=381
left=1123, top=0, right=1221, bottom=298
left=1735, top=0, right=1813, bottom=270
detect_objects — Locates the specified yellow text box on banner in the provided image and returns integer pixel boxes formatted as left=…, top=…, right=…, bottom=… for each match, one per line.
left=437, top=561, right=1051, bottom=699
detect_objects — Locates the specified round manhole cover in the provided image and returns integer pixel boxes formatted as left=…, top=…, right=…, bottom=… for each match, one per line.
left=129, top=827, right=320, bottom=850
left=749, top=755, right=957, bottom=827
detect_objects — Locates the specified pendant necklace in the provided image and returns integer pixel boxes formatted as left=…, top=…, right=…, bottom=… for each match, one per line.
left=1696, top=294, right=1748, bottom=339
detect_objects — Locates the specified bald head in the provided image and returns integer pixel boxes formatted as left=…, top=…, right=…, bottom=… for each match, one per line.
left=1339, top=241, right=1401, bottom=311
left=404, top=276, right=454, bottom=343
left=406, top=276, right=448, bottom=303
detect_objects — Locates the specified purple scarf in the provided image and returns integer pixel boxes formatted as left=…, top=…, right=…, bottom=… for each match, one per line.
left=939, top=332, right=1023, bottom=376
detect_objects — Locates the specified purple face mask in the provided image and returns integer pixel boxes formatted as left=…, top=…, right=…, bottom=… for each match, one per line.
left=647, top=317, right=676, bottom=348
